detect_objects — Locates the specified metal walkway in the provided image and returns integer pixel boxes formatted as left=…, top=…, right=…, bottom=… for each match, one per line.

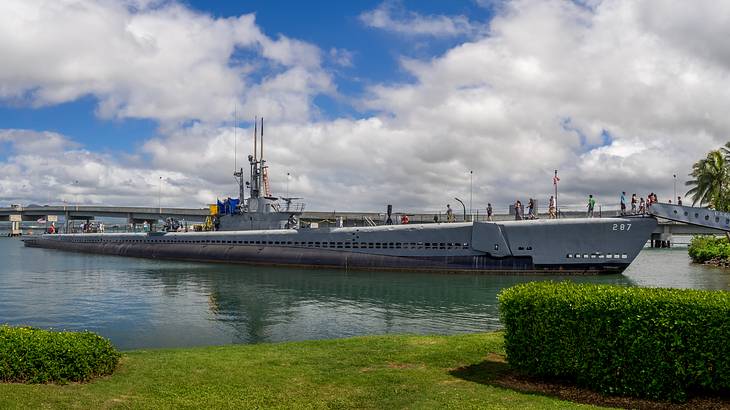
left=649, top=203, right=730, bottom=232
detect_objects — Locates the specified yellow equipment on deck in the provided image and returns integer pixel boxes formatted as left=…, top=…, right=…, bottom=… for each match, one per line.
left=203, top=216, right=214, bottom=231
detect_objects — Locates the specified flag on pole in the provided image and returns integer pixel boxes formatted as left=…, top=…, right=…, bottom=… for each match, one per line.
left=552, top=171, right=560, bottom=185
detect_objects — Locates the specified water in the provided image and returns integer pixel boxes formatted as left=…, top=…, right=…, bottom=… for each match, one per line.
left=1, top=238, right=728, bottom=350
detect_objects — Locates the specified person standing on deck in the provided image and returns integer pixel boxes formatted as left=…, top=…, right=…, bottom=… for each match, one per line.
left=620, top=191, right=627, bottom=215
left=548, top=195, right=556, bottom=219
left=514, top=200, right=523, bottom=220
left=587, top=194, right=596, bottom=217
left=446, top=204, right=455, bottom=223
left=631, top=194, right=637, bottom=214
left=486, top=203, right=493, bottom=221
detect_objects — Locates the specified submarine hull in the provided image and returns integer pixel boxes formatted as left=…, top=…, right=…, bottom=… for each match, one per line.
left=23, top=217, right=655, bottom=274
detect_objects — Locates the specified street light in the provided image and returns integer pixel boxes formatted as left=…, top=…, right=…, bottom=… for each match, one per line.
left=553, top=170, right=559, bottom=219
left=454, top=197, right=466, bottom=222
left=286, top=172, right=290, bottom=198
left=73, top=180, right=79, bottom=211
left=469, top=170, right=473, bottom=221
left=158, top=176, right=162, bottom=214
left=673, top=174, right=677, bottom=203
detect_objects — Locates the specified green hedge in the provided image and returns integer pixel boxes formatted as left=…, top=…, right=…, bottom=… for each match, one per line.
left=498, top=282, right=730, bottom=402
left=688, top=235, right=730, bottom=263
left=0, top=325, right=120, bottom=383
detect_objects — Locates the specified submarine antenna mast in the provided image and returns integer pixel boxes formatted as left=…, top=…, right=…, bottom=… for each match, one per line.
left=250, top=117, right=259, bottom=199
left=260, top=117, right=264, bottom=160
left=234, top=105, right=237, bottom=172
left=232, top=105, right=246, bottom=202
left=260, top=117, right=272, bottom=197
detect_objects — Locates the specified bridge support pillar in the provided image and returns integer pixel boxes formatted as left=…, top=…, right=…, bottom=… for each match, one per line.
left=8, top=214, right=21, bottom=237
left=9, top=220, right=21, bottom=237
left=650, top=226, right=672, bottom=248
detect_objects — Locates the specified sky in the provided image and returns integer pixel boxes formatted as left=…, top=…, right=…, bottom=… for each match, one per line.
left=1, top=0, right=729, bottom=213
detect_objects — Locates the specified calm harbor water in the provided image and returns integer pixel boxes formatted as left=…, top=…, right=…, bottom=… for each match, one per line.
left=1, top=237, right=729, bottom=350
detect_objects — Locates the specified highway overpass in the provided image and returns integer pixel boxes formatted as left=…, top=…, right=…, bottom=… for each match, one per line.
left=0, top=204, right=724, bottom=238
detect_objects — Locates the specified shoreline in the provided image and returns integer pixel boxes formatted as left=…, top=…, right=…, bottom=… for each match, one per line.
left=700, top=257, right=730, bottom=268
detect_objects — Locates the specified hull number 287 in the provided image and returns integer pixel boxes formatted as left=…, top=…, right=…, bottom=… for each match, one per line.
left=612, top=223, right=631, bottom=231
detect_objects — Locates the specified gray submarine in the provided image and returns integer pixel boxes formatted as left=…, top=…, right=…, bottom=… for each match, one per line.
left=24, top=119, right=663, bottom=274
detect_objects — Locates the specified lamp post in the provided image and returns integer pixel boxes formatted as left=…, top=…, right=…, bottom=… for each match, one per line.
left=158, top=176, right=162, bottom=214
left=286, top=172, right=290, bottom=198
left=73, top=180, right=79, bottom=211
left=673, top=174, right=677, bottom=203
left=454, top=197, right=466, bottom=222
left=469, top=170, right=473, bottom=221
left=553, top=169, right=559, bottom=218
left=71, top=180, right=79, bottom=233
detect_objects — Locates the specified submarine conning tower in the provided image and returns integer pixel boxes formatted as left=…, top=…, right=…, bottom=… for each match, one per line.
left=219, top=117, right=304, bottom=231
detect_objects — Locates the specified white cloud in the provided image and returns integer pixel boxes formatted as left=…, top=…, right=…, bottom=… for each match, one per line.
left=0, top=129, right=78, bottom=154
left=3, top=0, right=730, bottom=214
left=0, top=0, right=331, bottom=124
left=0, top=129, right=222, bottom=207
left=360, top=1, right=482, bottom=38
left=329, top=48, right=354, bottom=67
left=349, top=0, right=730, bottom=210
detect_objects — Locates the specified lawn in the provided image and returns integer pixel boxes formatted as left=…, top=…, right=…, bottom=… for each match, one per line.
left=0, top=332, right=604, bottom=409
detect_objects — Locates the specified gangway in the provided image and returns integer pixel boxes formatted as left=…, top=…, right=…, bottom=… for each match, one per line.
left=649, top=203, right=730, bottom=232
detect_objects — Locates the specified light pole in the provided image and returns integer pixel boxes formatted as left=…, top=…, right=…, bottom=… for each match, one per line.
left=454, top=197, right=466, bottom=222
left=286, top=172, right=290, bottom=198
left=73, top=180, right=79, bottom=211
left=469, top=170, right=473, bottom=221
left=673, top=174, right=677, bottom=203
left=158, top=176, right=162, bottom=214
left=71, top=180, right=79, bottom=233
left=553, top=170, right=559, bottom=218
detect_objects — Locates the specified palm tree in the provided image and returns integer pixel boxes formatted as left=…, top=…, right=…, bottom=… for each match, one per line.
left=686, top=148, right=730, bottom=211
left=722, top=141, right=730, bottom=158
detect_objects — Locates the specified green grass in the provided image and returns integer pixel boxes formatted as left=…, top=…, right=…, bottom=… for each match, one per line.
left=0, top=332, right=605, bottom=409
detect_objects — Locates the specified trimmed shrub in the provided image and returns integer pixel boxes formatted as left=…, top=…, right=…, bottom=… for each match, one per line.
left=0, top=325, right=120, bottom=383
left=688, top=235, right=730, bottom=263
left=498, top=282, right=730, bottom=402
